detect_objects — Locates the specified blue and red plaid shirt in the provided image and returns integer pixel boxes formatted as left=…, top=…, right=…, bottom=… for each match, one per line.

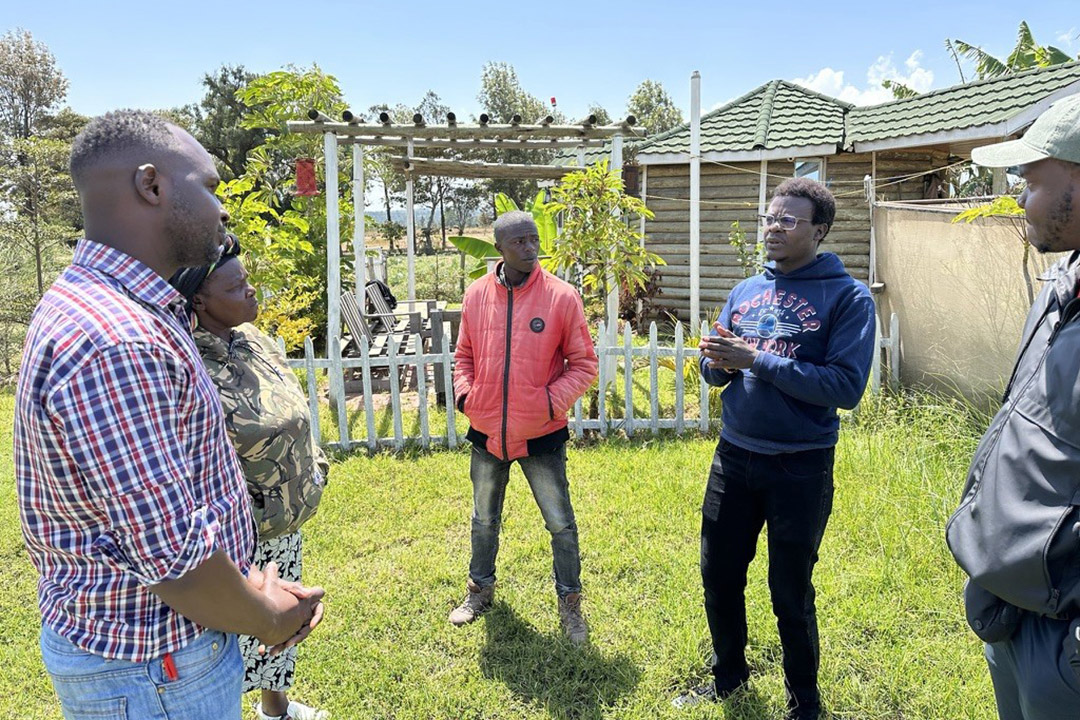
left=14, top=240, right=254, bottom=662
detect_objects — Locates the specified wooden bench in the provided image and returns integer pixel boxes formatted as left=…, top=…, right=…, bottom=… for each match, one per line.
left=340, top=291, right=420, bottom=393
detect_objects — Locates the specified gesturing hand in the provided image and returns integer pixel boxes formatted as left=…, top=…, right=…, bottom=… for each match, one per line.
left=699, top=322, right=756, bottom=371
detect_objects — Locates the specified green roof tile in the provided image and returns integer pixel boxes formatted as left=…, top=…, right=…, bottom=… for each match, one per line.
left=635, top=62, right=1080, bottom=159
left=846, top=61, right=1080, bottom=144
left=639, top=80, right=851, bottom=156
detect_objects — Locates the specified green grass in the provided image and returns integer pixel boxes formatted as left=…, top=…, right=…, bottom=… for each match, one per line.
left=0, top=390, right=996, bottom=719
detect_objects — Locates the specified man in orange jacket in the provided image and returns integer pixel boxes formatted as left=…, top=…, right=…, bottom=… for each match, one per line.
left=449, top=210, right=599, bottom=644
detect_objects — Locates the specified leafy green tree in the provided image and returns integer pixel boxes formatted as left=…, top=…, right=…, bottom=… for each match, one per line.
left=36, top=107, right=88, bottom=143
left=0, top=135, right=77, bottom=378
left=0, top=28, right=68, bottom=139
left=476, top=62, right=561, bottom=207
left=447, top=180, right=484, bottom=236
left=412, top=91, right=452, bottom=251
left=728, top=220, right=763, bottom=278
left=951, top=21, right=1076, bottom=80
left=587, top=103, right=612, bottom=125
left=543, top=161, right=662, bottom=298
left=1, top=136, right=76, bottom=293
left=0, top=31, right=79, bottom=378
left=626, top=80, right=683, bottom=136
left=477, top=62, right=557, bottom=125
left=228, top=64, right=351, bottom=346
left=366, top=102, right=410, bottom=233
left=882, top=79, right=920, bottom=100
left=886, top=23, right=1077, bottom=99
left=187, top=65, right=268, bottom=180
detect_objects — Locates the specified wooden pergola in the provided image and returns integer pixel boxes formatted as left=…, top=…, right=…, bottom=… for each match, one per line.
left=286, top=110, right=645, bottom=359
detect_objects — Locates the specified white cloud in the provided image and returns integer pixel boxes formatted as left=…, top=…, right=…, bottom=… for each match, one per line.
left=1056, top=28, right=1078, bottom=51
left=793, top=51, right=934, bottom=106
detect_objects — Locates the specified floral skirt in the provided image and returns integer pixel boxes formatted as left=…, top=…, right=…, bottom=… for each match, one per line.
left=239, top=531, right=303, bottom=692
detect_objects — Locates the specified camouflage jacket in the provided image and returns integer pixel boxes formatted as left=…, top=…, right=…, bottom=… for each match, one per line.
left=195, top=324, right=328, bottom=540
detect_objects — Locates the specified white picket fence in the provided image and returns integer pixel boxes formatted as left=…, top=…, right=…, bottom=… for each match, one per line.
left=282, top=313, right=900, bottom=453
left=281, top=321, right=718, bottom=452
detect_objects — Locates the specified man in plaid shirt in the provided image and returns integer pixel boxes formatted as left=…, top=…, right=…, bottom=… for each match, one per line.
left=14, top=110, right=325, bottom=720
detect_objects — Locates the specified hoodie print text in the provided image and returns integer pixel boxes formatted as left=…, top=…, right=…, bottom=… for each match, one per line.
left=731, top=289, right=822, bottom=359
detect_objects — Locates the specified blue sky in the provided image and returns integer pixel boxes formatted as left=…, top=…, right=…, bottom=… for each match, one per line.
left=5, top=1, right=1079, bottom=122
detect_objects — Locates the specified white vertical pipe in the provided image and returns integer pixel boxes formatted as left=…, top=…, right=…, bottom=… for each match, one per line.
left=690, top=71, right=701, bottom=328
left=870, top=151, right=878, bottom=286
left=639, top=164, right=648, bottom=242
left=406, top=138, right=416, bottom=301
left=324, top=132, right=341, bottom=354
left=607, top=133, right=623, bottom=349
left=757, top=159, right=769, bottom=248
left=637, top=164, right=648, bottom=321
left=353, top=144, right=366, bottom=299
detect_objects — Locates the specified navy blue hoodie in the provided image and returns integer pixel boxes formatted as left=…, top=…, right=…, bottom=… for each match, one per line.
left=701, top=252, right=876, bottom=453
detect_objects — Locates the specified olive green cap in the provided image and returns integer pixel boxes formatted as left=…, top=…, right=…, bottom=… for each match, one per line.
left=972, top=92, right=1080, bottom=168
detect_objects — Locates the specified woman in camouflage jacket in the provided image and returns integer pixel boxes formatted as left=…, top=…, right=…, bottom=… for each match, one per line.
left=171, top=238, right=329, bottom=720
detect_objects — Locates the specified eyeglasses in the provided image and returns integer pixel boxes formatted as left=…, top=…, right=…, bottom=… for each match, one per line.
left=758, top=214, right=813, bottom=230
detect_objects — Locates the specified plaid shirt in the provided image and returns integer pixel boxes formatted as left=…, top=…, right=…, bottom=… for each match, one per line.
left=14, top=240, right=254, bottom=662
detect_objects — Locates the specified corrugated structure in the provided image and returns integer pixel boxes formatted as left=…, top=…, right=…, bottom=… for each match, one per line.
left=627, top=62, right=1080, bottom=321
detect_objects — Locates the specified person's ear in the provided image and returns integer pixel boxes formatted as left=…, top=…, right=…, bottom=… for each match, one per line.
left=134, top=164, right=162, bottom=206
left=814, top=224, right=829, bottom=242
left=191, top=292, right=206, bottom=312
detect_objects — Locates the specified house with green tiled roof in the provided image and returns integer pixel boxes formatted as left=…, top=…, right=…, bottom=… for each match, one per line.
left=631, top=62, right=1080, bottom=320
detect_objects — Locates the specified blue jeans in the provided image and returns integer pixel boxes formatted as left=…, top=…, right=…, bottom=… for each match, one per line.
left=469, top=443, right=582, bottom=596
left=40, top=624, right=243, bottom=720
left=700, top=438, right=834, bottom=714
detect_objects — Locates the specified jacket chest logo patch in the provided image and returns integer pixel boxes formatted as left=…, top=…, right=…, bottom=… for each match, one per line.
left=530, top=317, right=545, bottom=333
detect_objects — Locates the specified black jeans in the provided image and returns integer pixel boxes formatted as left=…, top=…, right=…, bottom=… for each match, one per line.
left=700, top=438, right=835, bottom=711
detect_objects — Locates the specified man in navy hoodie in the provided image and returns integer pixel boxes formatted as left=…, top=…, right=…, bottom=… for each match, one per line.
left=674, top=177, right=876, bottom=719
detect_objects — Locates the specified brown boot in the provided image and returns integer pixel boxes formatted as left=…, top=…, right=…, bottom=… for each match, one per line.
left=448, top=579, right=494, bottom=626
left=558, top=592, right=589, bottom=645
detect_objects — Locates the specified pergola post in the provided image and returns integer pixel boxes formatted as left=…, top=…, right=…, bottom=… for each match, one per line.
left=605, top=133, right=623, bottom=383
left=353, top=144, right=366, bottom=299
left=325, top=131, right=342, bottom=349
left=324, top=131, right=347, bottom=435
left=405, top=138, right=416, bottom=302
left=689, top=71, right=701, bottom=328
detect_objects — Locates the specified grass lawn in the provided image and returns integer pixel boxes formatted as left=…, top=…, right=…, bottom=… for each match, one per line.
left=0, top=391, right=996, bottom=719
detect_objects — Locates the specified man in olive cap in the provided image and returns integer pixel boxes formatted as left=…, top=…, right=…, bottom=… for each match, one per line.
left=946, top=92, right=1080, bottom=719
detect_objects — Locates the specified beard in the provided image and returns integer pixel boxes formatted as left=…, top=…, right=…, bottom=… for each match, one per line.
left=167, top=193, right=222, bottom=268
left=1031, top=188, right=1074, bottom=254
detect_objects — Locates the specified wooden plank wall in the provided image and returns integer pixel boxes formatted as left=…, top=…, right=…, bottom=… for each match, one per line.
left=644, top=163, right=759, bottom=319
left=642, top=150, right=946, bottom=321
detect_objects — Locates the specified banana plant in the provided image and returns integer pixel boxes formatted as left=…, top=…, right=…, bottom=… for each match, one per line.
left=449, top=191, right=558, bottom=279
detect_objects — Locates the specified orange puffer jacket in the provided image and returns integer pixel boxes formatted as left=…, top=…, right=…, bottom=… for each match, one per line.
left=454, top=265, right=598, bottom=460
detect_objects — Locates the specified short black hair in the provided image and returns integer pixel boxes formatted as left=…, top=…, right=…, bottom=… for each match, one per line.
left=773, top=177, right=836, bottom=236
left=493, top=210, right=538, bottom=244
left=69, top=109, right=180, bottom=186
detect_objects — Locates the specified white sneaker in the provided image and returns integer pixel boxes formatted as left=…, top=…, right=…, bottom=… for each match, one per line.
left=254, top=700, right=330, bottom=720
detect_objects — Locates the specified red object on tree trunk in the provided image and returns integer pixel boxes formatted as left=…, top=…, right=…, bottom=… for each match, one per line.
left=295, top=158, right=318, bottom=196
